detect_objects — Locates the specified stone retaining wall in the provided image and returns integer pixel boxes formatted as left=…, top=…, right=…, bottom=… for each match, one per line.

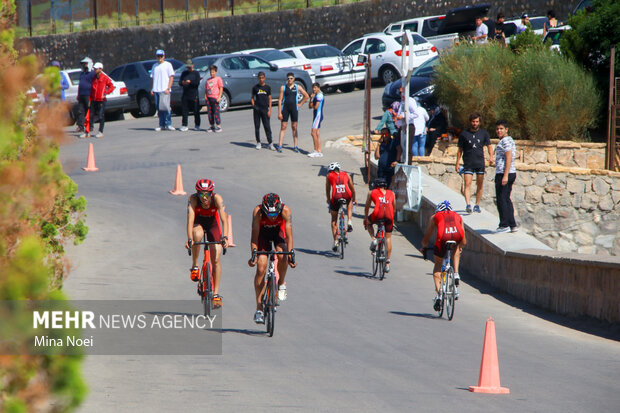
left=414, top=140, right=620, bottom=256
left=16, top=0, right=574, bottom=71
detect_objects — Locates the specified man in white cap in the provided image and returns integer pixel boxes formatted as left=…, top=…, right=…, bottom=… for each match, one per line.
left=89, top=62, right=114, bottom=139
left=77, top=57, right=94, bottom=138
left=151, top=49, right=175, bottom=131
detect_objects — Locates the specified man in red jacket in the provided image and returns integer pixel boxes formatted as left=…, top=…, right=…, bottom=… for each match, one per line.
left=89, top=62, right=115, bottom=138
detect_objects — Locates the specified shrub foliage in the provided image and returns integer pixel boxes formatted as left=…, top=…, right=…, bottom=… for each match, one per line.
left=434, top=42, right=600, bottom=141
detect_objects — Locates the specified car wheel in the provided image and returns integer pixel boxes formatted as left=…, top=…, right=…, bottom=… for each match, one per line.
left=130, top=109, right=141, bottom=118
left=219, top=91, right=230, bottom=113
left=339, top=83, right=355, bottom=93
left=380, top=66, right=400, bottom=85
left=138, top=93, right=155, bottom=116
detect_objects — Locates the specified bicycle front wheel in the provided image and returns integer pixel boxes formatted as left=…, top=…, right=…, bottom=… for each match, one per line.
left=203, top=267, right=212, bottom=317
left=266, top=276, right=276, bottom=337
left=446, top=267, right=456, bottom=320
left=372, top=248, right=379, bottom=277
left=339, top=212, right=346, bottom=259
left=378, top=241, right=386, bottom=281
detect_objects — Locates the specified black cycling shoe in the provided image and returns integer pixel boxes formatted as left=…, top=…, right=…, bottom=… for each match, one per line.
left=347, top=224, right=353, bottom=232
left=433, top=298, right=441, bottom=312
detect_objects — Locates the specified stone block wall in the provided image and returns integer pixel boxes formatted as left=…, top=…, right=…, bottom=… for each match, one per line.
left=415, top=141, right=620, bottom=256
left=16, top=0, right=574, bottom=71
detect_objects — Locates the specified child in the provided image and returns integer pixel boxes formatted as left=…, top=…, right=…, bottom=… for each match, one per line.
left=205, top=65, right=223, bottom=132
left=308, top=82, right=324, bottom=158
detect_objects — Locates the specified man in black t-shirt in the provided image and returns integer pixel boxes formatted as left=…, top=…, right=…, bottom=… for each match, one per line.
left=179, top=59, right=201, bottom=131
left=251, top=72, right=274, bottom=150
left=455, top=112, right=492, bottom=213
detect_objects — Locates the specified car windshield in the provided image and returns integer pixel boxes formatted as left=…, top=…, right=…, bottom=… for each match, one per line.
left=299, top=45, right=342, bottom=59
left=529, top=17, right=547, bottom=30
left=175, top=57, right=218, bottom=74
left=251, top=49, right=292, bottom=61
left=394, top=33, right=429, bottom=46
left=412, top=56, right=439, bottom=76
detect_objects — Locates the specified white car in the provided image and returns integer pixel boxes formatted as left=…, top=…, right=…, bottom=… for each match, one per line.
left=280, top=44, right=362, bottom=91
left=504, top=16, right=549, bottom=41
left=342, top=32, right=438, bottom=85
left=236, top=48, right=315, bottom=82
left=543, top=25, right=571, bottom=53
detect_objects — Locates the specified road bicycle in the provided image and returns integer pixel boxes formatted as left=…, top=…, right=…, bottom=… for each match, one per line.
left=423, top=240, right=457, bottom=320
left=188, top=235, right=226, bottom=317
left=372, top=220, right=387, bottom=280
left=250, top=246, right=295, bottom=337
left=336, top=199, right=348, bottom=259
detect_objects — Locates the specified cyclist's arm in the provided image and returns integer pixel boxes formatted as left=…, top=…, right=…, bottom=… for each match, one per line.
left=347, top=174, right=356, bottom=203
left=460, top=217, right=467, bottom=247
left=325, top=177, right=331, bottom=204
left=186, top=196, right=196, bottom=247
left=282, top=206, right=294, bottom=251
left=421, top=214, right=436, bottom=248
left=364, top=192, right=372, bottom=222
left=250, top=206, right=261, bottom=252
left=214, top=194, right=229, bottom=246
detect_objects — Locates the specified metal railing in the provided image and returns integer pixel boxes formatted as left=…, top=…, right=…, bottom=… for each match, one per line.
left=17, top=0, right=363, bottom=37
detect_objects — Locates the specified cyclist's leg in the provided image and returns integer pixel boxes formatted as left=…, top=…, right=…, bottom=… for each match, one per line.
left=254, top=255, right=268, bottom=311
left=346, top=199, right=353, bottom=226
left=330, top=208, right=338, bottom=242
left=191, top=224, right=205, bottom=269
left=385, top=232, right=392, bottom=260
left=454, top=244, right=463, bottom=274
left=275, top=243, right=288, bottom=286
left=209, top=243, right=223, bottom=295
left=432, top=255, right=443, bottom=293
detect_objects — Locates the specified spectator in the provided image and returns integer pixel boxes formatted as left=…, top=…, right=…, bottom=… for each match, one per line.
left=89, top=62, right=114, bottom=139
left=482, top=16, right=496, bottom=41
left=396, top=87, right=417, bottom=163
left=372, top=102, right=398, bottom=138
left=49, top=61, right=70, bottom=101
left=425, top=105, right=447, bottom=156
left=277, top=73, right=309, bottom=153
left=455, top=112, right=492, bottom=214
left=308, top=82, right=325, bottom=158
left=251, top=71, right=274, bottom=150
left=472, top=16, right=488, bottom=44
left=205, top=64, right=223, bottom=133
left=374, top=127, right=402, bottom=188
left=516, top=13, right=530, bottom=34
left=411, top=102, right=429, bottom=158
left=493, top=120, right=518, bottom=233
left=543, top=10, right=558, bottom=37
left=151, top=49, right=175, bottom=132
left=178, top=59, right=201, bottom=132
left=77, top=57, right=94, bottom=138
left=493, top=13, right=507, bottom=45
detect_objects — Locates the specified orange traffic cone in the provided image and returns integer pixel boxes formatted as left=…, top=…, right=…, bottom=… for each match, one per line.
left=469, top=317, right=510, bottom=394
left=169, top=164, right=187, bottom=195
left=226, top=214, right=236, bottom=247
left=82, top=142, right=98, bottom=171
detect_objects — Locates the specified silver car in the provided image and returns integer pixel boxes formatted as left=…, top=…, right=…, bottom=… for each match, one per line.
left=170, top=54, right=313, bottom=113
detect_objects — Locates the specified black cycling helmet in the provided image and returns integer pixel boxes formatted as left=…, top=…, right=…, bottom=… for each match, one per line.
left=261, top=193, right=283, bottom=217
left=195, top=178, right=214, bottom=192
left=373, top=177, right=387, bottom=188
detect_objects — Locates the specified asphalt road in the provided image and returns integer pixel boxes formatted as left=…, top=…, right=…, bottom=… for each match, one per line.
left=61, top=88, right=620, bottom=412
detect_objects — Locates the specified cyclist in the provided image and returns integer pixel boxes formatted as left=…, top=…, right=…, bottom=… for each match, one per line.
left=364, top=177, right=396, bottom=273
left=248, top=193, right=296, bottom=324
left=325, top=162, right=356, bottom=252
left=185, top=179, right=229, bottom=308
left=420, top=200, right=466, bottom=311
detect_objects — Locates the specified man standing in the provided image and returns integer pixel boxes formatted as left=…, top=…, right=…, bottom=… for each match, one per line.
left=89, top=62, right=114, bottom=139
left=455, top=112, right=492, bottom=213
left=77, top=57, right=94, bottom=138
left=151, top=49, right=175, bottom=132
left=276, top=73, right=309, bottom=153
left=251, top=71, right=274, bottom=150
left=179, top=59, right=201, bottom=132
left=472, top=16, right=488, bottom=44
left=516, top=13, right=530, bottom=34
left=493, top=13, right=507, bottom=45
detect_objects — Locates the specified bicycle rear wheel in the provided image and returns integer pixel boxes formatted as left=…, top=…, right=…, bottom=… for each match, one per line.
left=438, top=272, right=446, bottom=318
left=266, top=275, right=276, bottom=337
left=378, top=240, right=386, bottom=280
left=446, top=267, right=456, bottom=320
left=338, top=211, right=346, bottom=259
left=203, top=267, right=212, bottom=317
left=372, top=249, right=379, bottom=277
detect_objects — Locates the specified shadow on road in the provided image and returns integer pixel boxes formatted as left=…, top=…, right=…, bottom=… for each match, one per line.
left=295, top=247, right=339, bottom=258
left=229, top=141, right=257, bottom=149
left=389, top=311, right=439, bottom=320
left=334, top=269, right=375, bottom=279
left=213, top=328, right=265, bottom=336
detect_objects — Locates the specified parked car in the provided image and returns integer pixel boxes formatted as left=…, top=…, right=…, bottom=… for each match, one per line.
left=170, top=53, right=313, bottom=113
left=381, top=55, right=439, bottom=110
left=62, top=68, right=130, bottom=122
left=382, top=3, right=491, bottom=52
left=342, top=32, right=437, bottom=85
left=504, top=15, right=548, bottom=39
left=235, top=48, right=315, bottom=82
left=108, top=58, right=183, bottom=117
left=543, top=25, right=571, bottom=53
left=280, top=44, right=362, bottom=91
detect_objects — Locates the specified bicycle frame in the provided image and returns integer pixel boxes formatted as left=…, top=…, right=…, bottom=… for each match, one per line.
left=337, top=200, right=348, bottom=259
left=372, top=221, right=387, bottom=280
left=439, top=241, right=457, bottom=320
left=188, top=236, right=226, bottom=317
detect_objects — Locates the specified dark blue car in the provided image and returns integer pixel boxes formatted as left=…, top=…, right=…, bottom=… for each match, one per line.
left=381, top=55, right=439, bottom=110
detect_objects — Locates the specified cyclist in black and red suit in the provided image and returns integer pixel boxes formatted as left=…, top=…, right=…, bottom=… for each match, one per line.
left=248, top=193, right=296, bottom=324
left=185, top=179, right=228, bottom=308
left=325, top=162, right=356, bottom=252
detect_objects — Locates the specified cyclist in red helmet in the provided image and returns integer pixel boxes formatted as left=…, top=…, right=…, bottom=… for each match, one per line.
left=248, top=193, right=296, bottom=324
left=185, top=179, right=228, bottom=308
left=364, top=177, right=396, bottom=272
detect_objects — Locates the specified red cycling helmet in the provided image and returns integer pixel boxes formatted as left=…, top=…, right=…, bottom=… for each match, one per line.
left=195, top=179, right=214, bottom=192
left=261, top=193, right=283, bottom=217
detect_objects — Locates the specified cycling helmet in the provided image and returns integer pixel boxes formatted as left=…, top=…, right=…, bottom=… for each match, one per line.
left=195, top=179, right=214, bottom=193
left=435, top=200, right=453, bottom=212
left=373, top=177, right=387, bottom=188
left=327, top=162, right=341, bottom=172
left=261, top=193, right=283, bottom=217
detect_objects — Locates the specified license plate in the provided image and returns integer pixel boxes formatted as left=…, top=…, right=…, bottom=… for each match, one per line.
left=415, top=50, right=429, bottom=56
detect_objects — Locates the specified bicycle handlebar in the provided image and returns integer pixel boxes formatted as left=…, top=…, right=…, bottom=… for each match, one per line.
left=251, top=248, right=295, bottom=265
left=187, top=239, right=227, bottom=256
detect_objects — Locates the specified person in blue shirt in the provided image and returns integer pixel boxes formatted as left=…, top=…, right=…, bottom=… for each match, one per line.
left=308, top=83, right=324, bottom=158
left=77, top=57, right=95, bottom=137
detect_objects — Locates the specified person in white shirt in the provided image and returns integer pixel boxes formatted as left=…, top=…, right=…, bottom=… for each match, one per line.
left=151, top=49, right=175, bottom=131
left=411, top=102, right=430, bottom=158
left=473, top=16, right=488, bottom=44
left=396, top=87, right=418, bottom=163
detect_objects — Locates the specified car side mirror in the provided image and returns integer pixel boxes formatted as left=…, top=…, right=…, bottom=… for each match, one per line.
left=357, top=54, right=368, bottom=65
left=269, top=63, right=278, bottom=71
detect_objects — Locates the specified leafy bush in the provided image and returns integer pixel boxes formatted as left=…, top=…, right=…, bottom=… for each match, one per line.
left=508, top=28, right=549, bottom=55
left=433, top=42, right=600, bottom=141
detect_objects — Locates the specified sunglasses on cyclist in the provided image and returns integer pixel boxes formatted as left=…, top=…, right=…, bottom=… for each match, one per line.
left=266, top=211, right=279, bottom=218
left=199, top=192, right=213, bottom=198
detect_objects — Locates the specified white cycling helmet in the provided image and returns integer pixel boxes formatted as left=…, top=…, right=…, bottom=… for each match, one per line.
left=327, top=162, right=341, bottom=171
